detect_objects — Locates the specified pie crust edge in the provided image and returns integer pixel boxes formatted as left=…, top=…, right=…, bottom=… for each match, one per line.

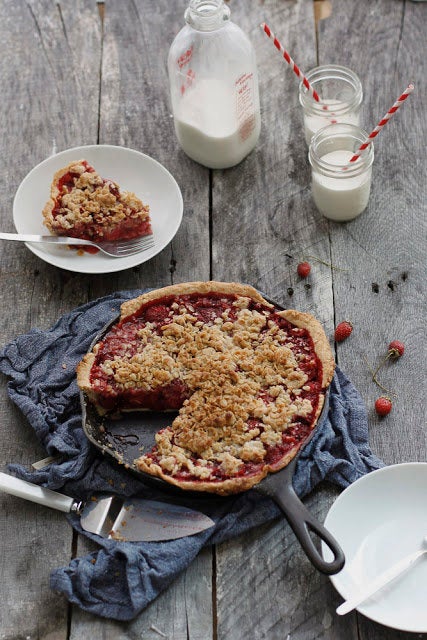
left=42, top=163, right=77, bottom=230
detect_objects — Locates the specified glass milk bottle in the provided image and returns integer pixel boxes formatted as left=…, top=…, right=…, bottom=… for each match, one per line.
left=308, top=123, right=374, bottom=222
left=299, top=65, right=363, bottom=145
left=168, top=0, right=261, bottom=169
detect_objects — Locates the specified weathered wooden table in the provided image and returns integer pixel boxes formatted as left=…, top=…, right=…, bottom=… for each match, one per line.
left=0, top=1, right=425, bottom=638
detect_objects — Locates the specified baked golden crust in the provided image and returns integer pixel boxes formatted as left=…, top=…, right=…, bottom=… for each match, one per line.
left=279, top=310, right=335, bottom=388
left=135, top=442, right=301, bottom=495
left=78, top=281, right=335, bottom=495
left=43, top=159, right=150, bottom=240
left=120, top=281, right=271, bottom=320
left=76, top=351, right=99, bottom=408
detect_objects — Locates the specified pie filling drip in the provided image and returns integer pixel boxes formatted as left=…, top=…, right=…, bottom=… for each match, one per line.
left=43, top=160, right=151, bottom=245
left=89, top=293, right=324, bottom=484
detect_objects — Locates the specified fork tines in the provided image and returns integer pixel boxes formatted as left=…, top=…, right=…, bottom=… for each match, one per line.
left=102, top=234, right=155, bottom=257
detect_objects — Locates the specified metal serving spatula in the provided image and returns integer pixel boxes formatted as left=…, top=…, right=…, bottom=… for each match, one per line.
left=0, top=472, right=214, bottom=542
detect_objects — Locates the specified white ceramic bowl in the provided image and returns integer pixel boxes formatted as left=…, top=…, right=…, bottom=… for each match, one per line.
left=322, top=463, right=427, bottom=633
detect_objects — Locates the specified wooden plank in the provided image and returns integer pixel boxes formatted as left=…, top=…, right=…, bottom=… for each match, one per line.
left=70, top=545, right=213, bottom=639
left=70, top=1, right=212, bottom=637
left=210, top=1, right=346, bottom=639
left=319, top=0, right=427, bottom=465
left=318, top=1, right=427, bottom=639
left=0, top=1, right=102, bottom=637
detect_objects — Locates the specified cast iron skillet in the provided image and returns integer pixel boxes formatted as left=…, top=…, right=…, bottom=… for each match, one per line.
left=80, top=301, right=345, bottom=575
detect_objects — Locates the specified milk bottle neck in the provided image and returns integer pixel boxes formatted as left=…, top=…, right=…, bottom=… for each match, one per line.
left=184, top=0, right=230, bottom=32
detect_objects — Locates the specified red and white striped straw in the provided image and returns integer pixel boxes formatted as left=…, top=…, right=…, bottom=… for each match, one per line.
left=348, top=83, right=414, bottom=163
left=260, top=22, right=320, bottom=102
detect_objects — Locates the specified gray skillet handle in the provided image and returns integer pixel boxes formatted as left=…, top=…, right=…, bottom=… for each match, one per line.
left=259, top=470, right=345, bottom=575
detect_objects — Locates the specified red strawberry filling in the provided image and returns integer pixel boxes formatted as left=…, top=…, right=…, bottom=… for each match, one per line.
left=87, top=293, right=325, bottom=485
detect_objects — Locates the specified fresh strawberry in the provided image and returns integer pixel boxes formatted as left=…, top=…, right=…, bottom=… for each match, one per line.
left=297, top=261, right=311, bottom=278
left=375, top=396, right=393, bottom=416
left=388, top=340, right=405, bottom=358
left=334, top=321, right=353, bottom=342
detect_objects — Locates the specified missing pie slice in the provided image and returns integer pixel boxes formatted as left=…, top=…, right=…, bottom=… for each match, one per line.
left=77, top=282, right=335, bottom=495
left=43, top=160, right=151, bottom=244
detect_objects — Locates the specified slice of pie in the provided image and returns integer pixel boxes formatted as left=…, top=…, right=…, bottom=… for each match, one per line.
left=77, top=282, right=335, bottom=495
left=43, top=160, right=151, bottom=244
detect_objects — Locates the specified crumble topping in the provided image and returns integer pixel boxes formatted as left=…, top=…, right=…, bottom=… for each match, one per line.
left=43, top=160, right=151, bottom=241
left=86, top=294, right=322, bottom=483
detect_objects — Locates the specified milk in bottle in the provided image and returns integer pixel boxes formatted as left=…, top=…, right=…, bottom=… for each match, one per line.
left=168, top=0, right=261, bottom=169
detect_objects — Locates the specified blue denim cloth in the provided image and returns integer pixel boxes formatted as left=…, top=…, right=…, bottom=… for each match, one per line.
left=0, top=291, right=383, bottom=620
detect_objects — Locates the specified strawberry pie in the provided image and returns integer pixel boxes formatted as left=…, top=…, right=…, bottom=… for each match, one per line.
left=43, top=160, right=151, bottom=243
left=77, top=282, right=335, bottom=495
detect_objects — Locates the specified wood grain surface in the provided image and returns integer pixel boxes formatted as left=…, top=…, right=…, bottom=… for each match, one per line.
left=0, top=0, right=425, bottom=639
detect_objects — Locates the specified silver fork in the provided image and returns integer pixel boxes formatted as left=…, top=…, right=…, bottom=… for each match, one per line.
left=0, top=232, right=155, bottom=258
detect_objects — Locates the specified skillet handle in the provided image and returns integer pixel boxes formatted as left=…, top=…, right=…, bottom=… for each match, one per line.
left=259, top=473, right=345, bottom=575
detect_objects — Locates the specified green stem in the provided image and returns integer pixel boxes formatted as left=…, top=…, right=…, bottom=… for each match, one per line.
left=363, top=354, right=397, bottom=397
left=371, top=351, right=393, bottom=380
left=302, top=255, right=349, bottom=272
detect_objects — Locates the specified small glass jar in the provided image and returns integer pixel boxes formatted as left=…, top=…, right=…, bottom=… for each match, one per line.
left=308, top=123, right=374, bottom=222
left=168, top=0, right=261, bottom=169
left=299, top=65, right=363, bottom=145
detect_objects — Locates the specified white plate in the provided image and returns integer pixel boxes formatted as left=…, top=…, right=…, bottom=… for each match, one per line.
left=13, top=145, right=183, bottom=274
left=322, top=463, right=427, bottom=633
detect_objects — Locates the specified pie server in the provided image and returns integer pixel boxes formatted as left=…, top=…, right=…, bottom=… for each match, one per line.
left=0, top=472, right=215, bottom=541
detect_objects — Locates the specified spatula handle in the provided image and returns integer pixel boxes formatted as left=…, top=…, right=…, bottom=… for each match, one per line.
left=0, top=472, right=75, bottom=513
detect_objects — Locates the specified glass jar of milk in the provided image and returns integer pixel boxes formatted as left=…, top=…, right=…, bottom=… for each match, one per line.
left=308, top=123, right=374, bottom=222
left=168, top=0, right=261, bottom=169
left=299, top=65, right=363, bottom=145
